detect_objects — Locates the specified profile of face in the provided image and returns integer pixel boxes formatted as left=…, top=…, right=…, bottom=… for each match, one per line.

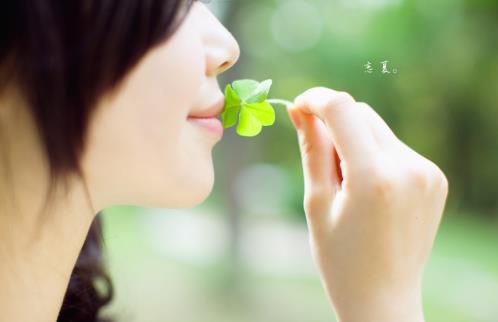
left=80, top=2, right=240, bottom=210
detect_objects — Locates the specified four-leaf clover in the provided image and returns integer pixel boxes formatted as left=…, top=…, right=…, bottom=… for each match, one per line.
left=221, top=79, right=274, bottom=136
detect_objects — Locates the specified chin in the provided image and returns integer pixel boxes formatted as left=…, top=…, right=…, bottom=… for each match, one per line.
left=185, top=169, right=215, bottom=208
left=151, top=166, right=215, bottom=209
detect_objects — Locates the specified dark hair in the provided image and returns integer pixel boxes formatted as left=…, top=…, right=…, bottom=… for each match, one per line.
left=0, top=0, right=197, bottom=321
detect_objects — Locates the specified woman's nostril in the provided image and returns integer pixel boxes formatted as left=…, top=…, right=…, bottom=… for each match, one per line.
left=218, top=61, right=230, bottom=73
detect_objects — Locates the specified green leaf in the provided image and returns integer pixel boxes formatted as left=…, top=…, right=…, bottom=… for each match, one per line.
left=221, top=78, right=280, bottom=137
left=245, top=101, right=275, bottom=126
left=224, top=83, right=240, bottom=107
left=236, top=106, right=263, bottom=136
left=221, top=84, right=240, bottom=128
left=221, top=105, right=238, bottom=128
left=246, top=79, right=273, bottom=103
left=232, top=79, right=259, bottom=102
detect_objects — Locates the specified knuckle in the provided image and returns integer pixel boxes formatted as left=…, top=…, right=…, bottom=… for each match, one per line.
left=329, top=91, right=355, bottom=109
left=430, top=163, right=449, bottom=195
left=362, top=165, right=396, bottom=200
left=438, top=173, right=449, bottom=198
left=408, top=159, right=449, bottom=197
left=335, top=90, right=355, bottom=102
left=440, top=172, right=449, bottom=191
left=369, top=175, right=395, bottom=200
left=405, top=166, right=430, bottom=190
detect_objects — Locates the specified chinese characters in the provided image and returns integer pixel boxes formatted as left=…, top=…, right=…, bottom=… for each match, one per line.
left=364, top=60, right=398, bottom=74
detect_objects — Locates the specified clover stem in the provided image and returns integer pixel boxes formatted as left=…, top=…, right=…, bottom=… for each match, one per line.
left=267, top=98, right=294, bottom=108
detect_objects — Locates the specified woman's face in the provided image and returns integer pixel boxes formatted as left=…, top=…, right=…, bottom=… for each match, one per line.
left=81, top=2, right=240, bottom=210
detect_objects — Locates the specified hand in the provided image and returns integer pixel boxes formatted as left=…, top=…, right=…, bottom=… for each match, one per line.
left=287, top=88, right=448, bottom=322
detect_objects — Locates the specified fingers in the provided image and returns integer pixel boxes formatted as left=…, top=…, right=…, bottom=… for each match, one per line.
left=288, top=107, right=339, bottom=224
left=357, top=102, right=400, bottom=148
left=290, top=88, right=378, bottom=170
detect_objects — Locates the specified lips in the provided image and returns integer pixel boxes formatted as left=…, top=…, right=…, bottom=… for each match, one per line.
left=188, top=97, right=225, bottom=119
left=187, top=117, right=224, bottom=137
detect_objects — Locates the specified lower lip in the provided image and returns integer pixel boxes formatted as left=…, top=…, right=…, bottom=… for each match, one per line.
left=187, top=117, right=224, bottom=137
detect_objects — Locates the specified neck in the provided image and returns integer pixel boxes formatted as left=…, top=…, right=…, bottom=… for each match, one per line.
left=0, top=92, right=97, bottom=322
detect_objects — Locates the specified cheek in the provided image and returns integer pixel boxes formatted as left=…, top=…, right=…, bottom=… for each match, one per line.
left=133, top=33, right=205, bottom=146
left=82, top=23, right=215, bottom=208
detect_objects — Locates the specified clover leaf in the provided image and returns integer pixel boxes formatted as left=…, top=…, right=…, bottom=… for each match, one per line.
left=221, top=79, right=293, bottom=137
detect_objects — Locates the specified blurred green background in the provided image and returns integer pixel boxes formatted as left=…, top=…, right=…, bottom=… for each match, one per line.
left=101, top=0, right=498, bottom=321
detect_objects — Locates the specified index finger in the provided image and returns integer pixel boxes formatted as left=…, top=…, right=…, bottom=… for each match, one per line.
left=290, top=87, right=378, bottom=167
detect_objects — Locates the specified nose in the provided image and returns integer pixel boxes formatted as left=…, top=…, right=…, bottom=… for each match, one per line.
left=197, top=3, right=240, bottom=77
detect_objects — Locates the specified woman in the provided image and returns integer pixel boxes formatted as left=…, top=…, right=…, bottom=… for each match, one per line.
left=0, top=1, right=448, bottom=322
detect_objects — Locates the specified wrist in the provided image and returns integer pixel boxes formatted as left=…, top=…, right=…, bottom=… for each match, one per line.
left=334, top=284, right=425, bottom=322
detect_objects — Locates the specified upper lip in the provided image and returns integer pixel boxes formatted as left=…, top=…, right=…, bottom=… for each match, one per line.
left=188, top=97, right=225, bottom=118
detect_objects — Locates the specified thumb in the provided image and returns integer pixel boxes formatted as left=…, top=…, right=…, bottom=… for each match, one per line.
left=287, top=106, right=339, bottom=225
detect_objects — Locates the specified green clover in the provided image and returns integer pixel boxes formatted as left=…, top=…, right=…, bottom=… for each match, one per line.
left=221, top=79, right=293, bottom=137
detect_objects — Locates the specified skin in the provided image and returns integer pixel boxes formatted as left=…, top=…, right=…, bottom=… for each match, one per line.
left=0, top=2, right=448, bottom=322
left=0, top=3, right=239, bottom=322
left=287, top=90, right=448, bottom=322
